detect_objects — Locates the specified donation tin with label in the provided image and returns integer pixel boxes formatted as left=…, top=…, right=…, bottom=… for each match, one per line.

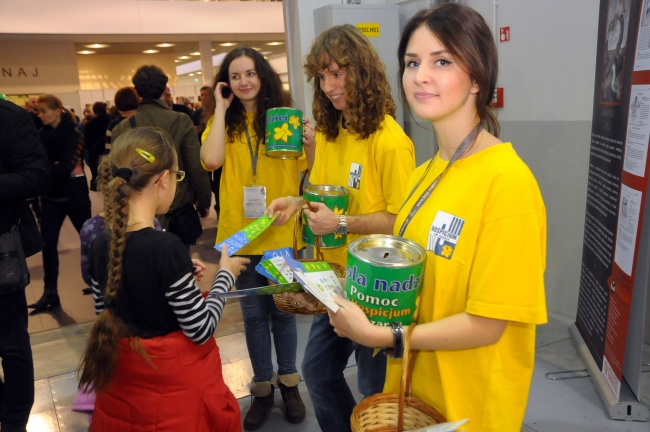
left=265, top=107, right=303, bottom=159
left=346, top=234, right=426, bottom=325
left=302, top=185, right=349, bottom=249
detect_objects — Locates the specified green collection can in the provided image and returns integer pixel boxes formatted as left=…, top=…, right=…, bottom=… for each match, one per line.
left=346, top=234, right=426, bottom=325
left=302, top=185, right=349, bottom=249
left=265, top=107, right=303, bottom=159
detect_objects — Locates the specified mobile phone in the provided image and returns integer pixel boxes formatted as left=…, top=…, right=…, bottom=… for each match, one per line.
left=221, top=86, right=232, bottom=98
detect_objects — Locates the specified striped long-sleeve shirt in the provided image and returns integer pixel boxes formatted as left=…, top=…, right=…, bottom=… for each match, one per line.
left=92, top=269, right=235, bottom=344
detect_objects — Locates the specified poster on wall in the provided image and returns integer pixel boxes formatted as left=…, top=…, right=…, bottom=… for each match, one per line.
left=576, top=0, right=650, bottom=402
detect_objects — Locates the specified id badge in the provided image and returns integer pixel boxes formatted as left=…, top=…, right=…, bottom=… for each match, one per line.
left=244, top=184, right=267, bottom=218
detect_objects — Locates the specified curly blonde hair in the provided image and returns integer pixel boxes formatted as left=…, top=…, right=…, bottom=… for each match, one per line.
left=305, top=24, right=396, bottom=141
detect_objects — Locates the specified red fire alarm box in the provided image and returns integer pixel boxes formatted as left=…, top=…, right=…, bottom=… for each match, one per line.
left=491, top=87, right=504, bottom=108
left=500, top=27, right=510, bottom=42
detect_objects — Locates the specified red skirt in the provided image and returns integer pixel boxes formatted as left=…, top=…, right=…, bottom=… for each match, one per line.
left=92, top=331, right=241, bottom=432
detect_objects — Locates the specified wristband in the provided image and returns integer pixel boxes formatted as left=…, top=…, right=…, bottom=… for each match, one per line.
left=391, top=322, right=404, bottom=359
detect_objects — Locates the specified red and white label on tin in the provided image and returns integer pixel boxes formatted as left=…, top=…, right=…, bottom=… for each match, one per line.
left=500, top=26, right=510, bottom=42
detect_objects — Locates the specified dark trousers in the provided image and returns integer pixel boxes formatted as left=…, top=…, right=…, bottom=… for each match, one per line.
left=211, top=167, right=222, bottom=213
left=0, top=290, right=34, bottom=431
left=41, top=195, right=91, bottom=293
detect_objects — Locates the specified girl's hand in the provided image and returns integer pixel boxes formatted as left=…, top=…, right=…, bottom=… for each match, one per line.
left=266, top=196, right=302, bottom=226
left=191, top=259, right=207, bottom=282
left=214, top=82, right=234, bottom=112
left=219, top=245, right=250, bottom=278
left=328, top=294, right=374, bottom=345
left=303, top=202, right=338, bottom=235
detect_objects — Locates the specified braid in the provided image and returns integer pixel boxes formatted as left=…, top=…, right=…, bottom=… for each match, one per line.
left=105, top=178, right=130, bottom=303
left=79, top=177, right=131, bottom=391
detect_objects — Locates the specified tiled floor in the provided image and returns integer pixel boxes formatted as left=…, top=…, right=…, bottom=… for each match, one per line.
left=7, top=191, right=650, bottom=431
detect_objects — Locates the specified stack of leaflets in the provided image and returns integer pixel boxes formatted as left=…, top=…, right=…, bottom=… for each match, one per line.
left=255, top=252, right=344, bottom=312
left=407, top=419, right=469, bottom=431
left=255, top=247, right=294, bottom=284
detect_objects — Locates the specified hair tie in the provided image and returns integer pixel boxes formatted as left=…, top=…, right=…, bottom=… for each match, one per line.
left=104, top=297, right=117, bottom=309
left=115, top=168, right=133, bottom=182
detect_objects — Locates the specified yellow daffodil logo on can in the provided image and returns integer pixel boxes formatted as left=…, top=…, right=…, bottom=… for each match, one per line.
left=265, top=107, right=303, bottom=159
left=346, top=235, right=426, bottom=325
left=303, top=185, right=349, bottom=249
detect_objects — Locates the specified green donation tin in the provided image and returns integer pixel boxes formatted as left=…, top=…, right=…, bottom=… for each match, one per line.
left=346, top=234, right=426, bottom=325
left=302, top=185, right=349, bottom=249
left=265, top=107, right=303, bottom=159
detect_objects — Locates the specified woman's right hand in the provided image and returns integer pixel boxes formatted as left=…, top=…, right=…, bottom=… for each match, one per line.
left=266, top=196, right=302, bottom=226
left=214, top=82, right=234, bottom=112
left=219, top=245, right=250, bottom=278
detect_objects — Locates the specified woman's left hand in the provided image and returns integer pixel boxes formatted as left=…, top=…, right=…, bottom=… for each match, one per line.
left=191, top=259, right=207, bottom=282
left=328, top=294, right=373, bottom=344
left=302, top=118, right=315, bottom=149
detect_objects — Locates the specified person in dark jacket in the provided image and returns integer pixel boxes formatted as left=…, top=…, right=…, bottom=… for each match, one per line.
left=0, top=99, right=51, bottom=432
left=111, top=65, right=211, bottom=245
left=28, top=94, right=92, bottom=313
left=84, top=102, right=111, bottom=191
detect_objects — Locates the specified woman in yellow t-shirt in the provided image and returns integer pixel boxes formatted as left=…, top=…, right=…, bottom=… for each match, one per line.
left=200, top=47, right=315, bottom=430
left=329, top=4, right=547, bottom=432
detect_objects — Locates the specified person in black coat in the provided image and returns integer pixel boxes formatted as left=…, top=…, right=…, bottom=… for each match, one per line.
left=0, top=99, right=51, bottom=432
left=29, top=94, right=92, bottom=313
left=84, top=102, right=110, bottom=191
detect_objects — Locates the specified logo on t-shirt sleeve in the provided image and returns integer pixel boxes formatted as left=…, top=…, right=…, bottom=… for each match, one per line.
left=428, top=211, right=465, bottom=259
left=348, top=163, right=362, bottom=189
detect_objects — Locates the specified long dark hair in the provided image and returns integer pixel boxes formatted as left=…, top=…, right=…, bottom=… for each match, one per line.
left=305, top=24, right=396, bottom=141
left=398, top=4, right=500, bottom=137
left=79, top=127, right=177, bottom=391
left=204, top=47, right=292, bottom=144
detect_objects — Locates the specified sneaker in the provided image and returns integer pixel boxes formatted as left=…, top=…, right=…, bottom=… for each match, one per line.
left=279, top=383, right=306, bottom=424
left=243, top=390, right=274, bottom=431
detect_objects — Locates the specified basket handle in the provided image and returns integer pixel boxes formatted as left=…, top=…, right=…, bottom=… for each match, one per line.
left=397, top=323, right=418, bottom=432
left=295, top=202, right=325, bottom=261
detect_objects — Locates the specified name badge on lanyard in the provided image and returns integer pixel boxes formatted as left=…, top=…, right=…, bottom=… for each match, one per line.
left=243, top=127, right=266, bottom=218
left=244, top=183, right=267, bottom=218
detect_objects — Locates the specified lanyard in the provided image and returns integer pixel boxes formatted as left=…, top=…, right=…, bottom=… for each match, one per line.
left=245, top=127, right=261, bottom=183
left=398, top=125, right=483, bottom=237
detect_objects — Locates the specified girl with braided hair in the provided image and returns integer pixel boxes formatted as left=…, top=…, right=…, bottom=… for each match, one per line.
left=79, top=127, right=249, bottom=431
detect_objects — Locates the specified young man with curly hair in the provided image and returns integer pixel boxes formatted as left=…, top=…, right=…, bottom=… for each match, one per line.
left=268, top=24, right=416, bottom=432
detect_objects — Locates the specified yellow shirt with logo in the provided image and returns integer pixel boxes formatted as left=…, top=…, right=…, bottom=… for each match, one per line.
left=310, top=115, right=415, bottom=266
left=387, top=143, right=547, bottom=432
left=204, top=114, right=308, bottom=255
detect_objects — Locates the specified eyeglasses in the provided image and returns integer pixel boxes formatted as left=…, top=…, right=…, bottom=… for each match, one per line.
left=154, top=169, right=185, bottom=184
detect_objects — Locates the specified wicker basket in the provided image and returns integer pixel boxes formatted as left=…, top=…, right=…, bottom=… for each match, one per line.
left=270, top=208, right=346, bottom=315
left=351, top=324, right=446, bottom=431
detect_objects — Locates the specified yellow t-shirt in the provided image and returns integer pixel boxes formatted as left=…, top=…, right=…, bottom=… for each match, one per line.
left=204, top=114, right=308, bottom=255
left=387, top=143, right=547, bottom=432
left=310, top=115, right=415, bottom=266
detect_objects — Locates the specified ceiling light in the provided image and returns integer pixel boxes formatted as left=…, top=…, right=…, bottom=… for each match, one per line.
left=220, top=42, right=236, bottom=47
left=178, top=55, right=191, bottom=60
left=86, top=44, right=108, bottom=49
left=156, top=43, right=175, bottom=48
left=267, top=42, right=284, bottom=46
left=189, top=73, right=195, bottom=76
left=143, top=50, right=159, bottom=54
left=77, top=50, right=96, bottom=55
left=190, top=52, right=200, bottom=56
